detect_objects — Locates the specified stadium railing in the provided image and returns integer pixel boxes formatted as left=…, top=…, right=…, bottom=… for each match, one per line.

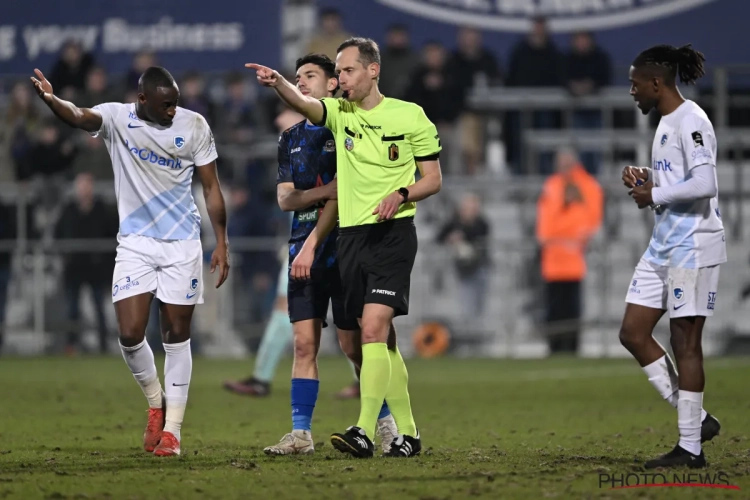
left=1, top=205, right=747, bottom=359
left=2, top=66, right=750, bottom=357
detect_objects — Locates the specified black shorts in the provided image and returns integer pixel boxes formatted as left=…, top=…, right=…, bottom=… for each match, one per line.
left=337, top=217, right=417, bottom=319
left=287, top=267, right=359, bottom=331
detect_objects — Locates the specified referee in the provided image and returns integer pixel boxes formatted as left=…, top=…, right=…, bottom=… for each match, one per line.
left=247, top=37, right=442, bottom=458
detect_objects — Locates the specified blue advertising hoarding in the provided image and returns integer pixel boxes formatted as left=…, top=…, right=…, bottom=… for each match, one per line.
left=0, top=0, right=281, bottom=76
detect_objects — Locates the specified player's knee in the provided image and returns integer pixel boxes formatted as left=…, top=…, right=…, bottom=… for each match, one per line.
left=360, top=324, right=389, bottom=345
left=360, top=320, right=381, bottom=344
left=618, top=324, right=644, bottom=351
left=162, top=322, right=191, bottom=344
left=339, top=338, right=361, bottom=367
left=293, top=335, right=318, bottom=362
left=360, top=304, right=394, bottom=344
left=118, top=324, right=146, bottom=347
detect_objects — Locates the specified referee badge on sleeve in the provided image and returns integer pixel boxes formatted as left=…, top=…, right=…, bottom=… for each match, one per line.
left=345, top=137, right=354, bottom=151
left=388, top=143, right=399, bottom=161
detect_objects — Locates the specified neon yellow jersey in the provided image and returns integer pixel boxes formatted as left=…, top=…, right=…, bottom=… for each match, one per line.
left=320, top=96, right=441, bottom=227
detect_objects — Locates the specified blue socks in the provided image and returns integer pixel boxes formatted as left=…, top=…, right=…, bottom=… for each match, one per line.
left=253, top=310, right=293, bottom=383
left=291, top=378, right=319, bottom=431
left=290, top=378, right=388, bottom=431
left=378, top=400, right=391, bottom=420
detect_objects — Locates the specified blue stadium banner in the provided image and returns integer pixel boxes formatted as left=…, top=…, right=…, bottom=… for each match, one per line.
left=319, top=0, right=745, bottom=68
left=374, top=0, right=717, bottom=33
left=0, top=0, right=281, bottom=76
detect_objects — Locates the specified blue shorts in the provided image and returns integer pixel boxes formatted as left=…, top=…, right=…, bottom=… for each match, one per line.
left=287, top=267, right=359, bottom=331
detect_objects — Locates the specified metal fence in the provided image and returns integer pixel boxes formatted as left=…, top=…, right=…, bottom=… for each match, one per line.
left=3, top=71, right=750, bottom=357
left=1, top=200, right=748, bottom=359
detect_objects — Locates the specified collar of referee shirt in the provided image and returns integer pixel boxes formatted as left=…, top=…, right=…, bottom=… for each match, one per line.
left=352, top=92, right=385, bottom=112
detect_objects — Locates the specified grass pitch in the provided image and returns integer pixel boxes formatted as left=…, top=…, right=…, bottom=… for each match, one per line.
left=0, top=355, right=748, bottom=499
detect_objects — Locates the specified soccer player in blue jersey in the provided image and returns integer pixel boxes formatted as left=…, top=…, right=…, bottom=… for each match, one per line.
left=262, top=54, right=397, bottom=455
left=221, top=110, right=363, bottom=399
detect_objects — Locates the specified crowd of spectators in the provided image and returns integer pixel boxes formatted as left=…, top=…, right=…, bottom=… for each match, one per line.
left=0, top=9, right=616, bottom=352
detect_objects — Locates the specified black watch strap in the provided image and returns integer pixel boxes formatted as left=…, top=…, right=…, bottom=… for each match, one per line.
left=398, top=187, right=409, bottom=204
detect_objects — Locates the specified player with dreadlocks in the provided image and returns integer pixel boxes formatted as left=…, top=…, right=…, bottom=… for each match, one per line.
left=620, top=44, right=724, bottom=469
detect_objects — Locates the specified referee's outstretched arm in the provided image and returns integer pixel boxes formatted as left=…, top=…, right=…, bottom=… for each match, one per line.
left=246, top=63, right=324, bottom=126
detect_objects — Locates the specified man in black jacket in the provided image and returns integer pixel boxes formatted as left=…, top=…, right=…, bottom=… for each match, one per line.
left=55, top=172, right=118, bottom=354
left=565, top=31, right=613, bottom=174
left=437, top=193, right=491, bottom=321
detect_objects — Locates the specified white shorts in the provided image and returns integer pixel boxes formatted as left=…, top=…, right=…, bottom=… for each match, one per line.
left=112, top=233, right=204, bottom=305
left=625, top=257, right=720, bottom=318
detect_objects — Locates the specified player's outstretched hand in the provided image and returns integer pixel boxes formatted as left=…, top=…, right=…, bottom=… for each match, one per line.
left=631, top=180, right=654, bottom=209
left=622, top=166, right=648, bottom=189
left=30, top=69, right=54, bottom=103
left=244, top=63, right=281, bottom=87
left=291, top=244, right=314, bottom=281
left=373, top=191, right=403, bottom=222
left=210, top=242, right=230, bottom=288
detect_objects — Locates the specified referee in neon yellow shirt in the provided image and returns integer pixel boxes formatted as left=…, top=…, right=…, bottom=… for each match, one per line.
left=247, top=38, right=442, bottom=458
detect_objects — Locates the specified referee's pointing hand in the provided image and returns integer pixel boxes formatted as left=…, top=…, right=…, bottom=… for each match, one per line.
left=245, top=63, right=280, bottom=88
left=373, top=192, right=403, bottom=222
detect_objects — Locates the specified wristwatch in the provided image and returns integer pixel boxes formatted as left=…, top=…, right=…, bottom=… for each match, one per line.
left=397, top=187, right=409, bottom=204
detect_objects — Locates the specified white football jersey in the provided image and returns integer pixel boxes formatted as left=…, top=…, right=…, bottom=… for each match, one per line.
left=644, top=100, right=726, bottom=268
left=91, top=103, right=217, bottom=241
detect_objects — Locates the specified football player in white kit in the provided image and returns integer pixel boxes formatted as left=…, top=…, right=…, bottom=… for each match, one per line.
left=620, top=44, right=724, bottom=469
left=31, top=66, right=230, bottom=457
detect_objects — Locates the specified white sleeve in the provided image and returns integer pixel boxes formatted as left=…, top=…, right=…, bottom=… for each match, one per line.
left=192, top=115, right=218, bottom=167
left=89, top=102, right=121, bottom=139
left=680, top=115, right=717, bottom=170
left=652, top=163, right=717, bottom=205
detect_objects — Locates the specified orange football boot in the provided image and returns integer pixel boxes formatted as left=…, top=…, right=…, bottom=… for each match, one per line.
left=153, top=431, right=180, bottom=456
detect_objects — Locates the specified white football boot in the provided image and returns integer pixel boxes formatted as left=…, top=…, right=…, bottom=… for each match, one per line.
left=264, top=430, right=315, bottom=455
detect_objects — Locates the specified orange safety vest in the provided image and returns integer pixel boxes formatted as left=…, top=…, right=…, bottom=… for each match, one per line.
left=536, top=165, right=604, bottom=282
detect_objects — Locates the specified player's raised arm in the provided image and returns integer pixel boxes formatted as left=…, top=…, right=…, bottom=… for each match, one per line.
left=30, top=69, right=102, bottom=132
left=245, top=63, right=325, bottom=125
